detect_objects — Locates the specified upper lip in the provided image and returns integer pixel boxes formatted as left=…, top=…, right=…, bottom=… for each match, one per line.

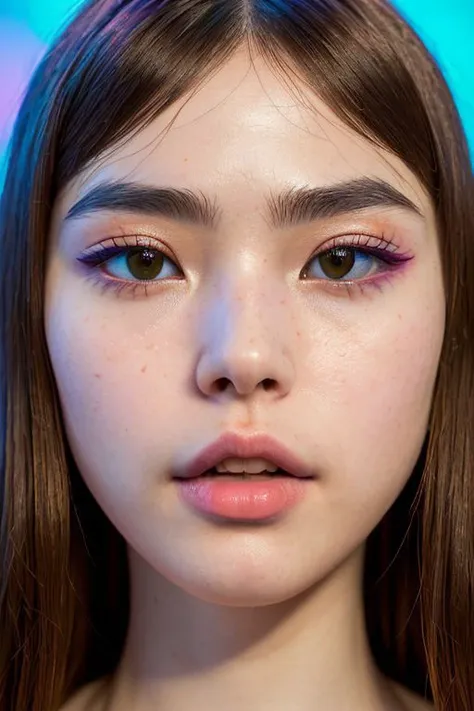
left=175, top=431, right=315, bottom=480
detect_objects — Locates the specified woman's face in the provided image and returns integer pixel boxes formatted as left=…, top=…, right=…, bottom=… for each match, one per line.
left=45, top=50, right=444, bottom=605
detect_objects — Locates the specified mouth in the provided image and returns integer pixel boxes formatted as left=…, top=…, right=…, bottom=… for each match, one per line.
left=173, top=436, right=314, bottom=521
left=173, top=431, right=316, bottom=481
left=188, top=467, right=296, bottom=480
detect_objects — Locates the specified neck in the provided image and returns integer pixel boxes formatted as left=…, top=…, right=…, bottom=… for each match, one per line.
left=101, top=545, right=401, bottom=711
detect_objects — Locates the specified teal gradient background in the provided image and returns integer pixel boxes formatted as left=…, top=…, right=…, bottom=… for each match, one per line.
left=0, top=0, right=473, bottom=188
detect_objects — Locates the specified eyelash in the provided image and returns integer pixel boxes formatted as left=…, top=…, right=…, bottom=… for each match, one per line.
left=76, top=233, right=414, bottom=298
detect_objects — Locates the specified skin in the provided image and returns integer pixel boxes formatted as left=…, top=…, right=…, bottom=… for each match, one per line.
left=45, top=48, right=443, bottom=711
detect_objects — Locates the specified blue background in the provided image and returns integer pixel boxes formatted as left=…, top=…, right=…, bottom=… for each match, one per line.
left=0, top=0, right=473, bottom=189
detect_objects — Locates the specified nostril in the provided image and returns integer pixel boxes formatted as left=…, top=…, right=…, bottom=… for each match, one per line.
left=210, top=377, right=278, bottom=395
left=215, top=377, right=230, bottom=392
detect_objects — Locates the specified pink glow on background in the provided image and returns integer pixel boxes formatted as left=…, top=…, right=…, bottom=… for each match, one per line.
left=0, top=19, right=45, bottom=141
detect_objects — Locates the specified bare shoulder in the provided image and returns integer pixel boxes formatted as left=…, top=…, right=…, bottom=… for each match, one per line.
left=60, top=676, right=433, bottom=711
left=59, top=678, right=108, bottom=711
left=390, top=680, right=434, bottom=711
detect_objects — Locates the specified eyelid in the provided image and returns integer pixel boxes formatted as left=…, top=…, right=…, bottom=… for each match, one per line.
left=310, top=231, right=401, bottom=258
left=83, top=233, right=178, bottom=262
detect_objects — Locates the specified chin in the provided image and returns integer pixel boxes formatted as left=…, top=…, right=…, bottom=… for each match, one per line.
left=154, top=557, right=323, bottom=608
left=128, top=521, right=360, bottom=609
left=180, top=583, right=304, bottom=608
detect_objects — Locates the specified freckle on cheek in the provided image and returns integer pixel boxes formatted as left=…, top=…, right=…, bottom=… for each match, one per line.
left=141, top=364, right=147, bottom=373
left=94, top=373, right=101, bottom=379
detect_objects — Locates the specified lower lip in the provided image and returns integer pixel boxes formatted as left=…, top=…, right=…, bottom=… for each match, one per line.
left=176, top=476, right=309, bottom=521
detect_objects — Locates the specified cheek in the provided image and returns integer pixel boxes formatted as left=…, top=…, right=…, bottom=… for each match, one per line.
left=317, top=300, right=444, bottom=514
left=345, top=320, right=439, bottom=422
left=44, top=288, right=190, bottom=490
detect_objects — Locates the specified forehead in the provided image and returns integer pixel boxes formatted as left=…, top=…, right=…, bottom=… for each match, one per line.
left=58, top=49, right=431, bottom=219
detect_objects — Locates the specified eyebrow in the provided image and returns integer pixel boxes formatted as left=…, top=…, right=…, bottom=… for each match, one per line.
left=267, top=176, right=423, bottom=227
left=64, top=176, right=422, bottom=228
left=65, top=182, right=220, bottom=227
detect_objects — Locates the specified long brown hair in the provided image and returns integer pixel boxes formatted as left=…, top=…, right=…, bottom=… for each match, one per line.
left=1, top=1, right=473, bottom=709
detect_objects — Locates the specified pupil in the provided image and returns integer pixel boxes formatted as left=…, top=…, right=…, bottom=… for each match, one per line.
left=319, top=247, right=355, bottom=279
left=127, top=248, right=163, bottom=280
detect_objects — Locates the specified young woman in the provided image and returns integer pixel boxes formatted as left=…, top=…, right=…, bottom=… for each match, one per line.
left=1, top=1, right=473, bottom=709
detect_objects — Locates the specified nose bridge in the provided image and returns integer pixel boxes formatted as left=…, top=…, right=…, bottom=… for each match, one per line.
left=210, top=265, right=287, bottom=347
left=195, top=265, right=295, bottom=397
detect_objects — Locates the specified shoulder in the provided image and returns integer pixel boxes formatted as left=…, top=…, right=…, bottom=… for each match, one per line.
left=61, top=677, right=433, bottom=711
left=59, top=678, right=108, bottom=711
left=390, top=680, right=434, bottom=711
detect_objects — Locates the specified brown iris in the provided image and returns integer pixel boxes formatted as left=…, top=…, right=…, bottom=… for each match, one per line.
left=126, top=248, right=164, bottom=280
left=318, top=247, right=355, bottom=279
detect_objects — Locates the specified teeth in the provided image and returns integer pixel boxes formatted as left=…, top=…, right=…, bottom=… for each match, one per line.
left=215, top=457, right=279, bottom=474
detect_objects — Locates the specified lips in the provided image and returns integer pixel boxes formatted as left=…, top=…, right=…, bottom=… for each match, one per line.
left=174, top=431, right=315, bottom=480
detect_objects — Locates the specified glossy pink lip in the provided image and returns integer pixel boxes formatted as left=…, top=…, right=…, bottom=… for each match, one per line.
left=175, top=431, right=315, bottom=480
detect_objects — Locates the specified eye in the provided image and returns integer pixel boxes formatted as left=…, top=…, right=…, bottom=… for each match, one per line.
left=104, top=247, right=180, bottom=281
left=77, top=243, right=182, bottom=283
left=302, top=246, right=387, bottom=281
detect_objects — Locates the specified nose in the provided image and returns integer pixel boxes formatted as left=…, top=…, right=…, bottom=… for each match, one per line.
left=195, top=277, right=296, bottom=400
